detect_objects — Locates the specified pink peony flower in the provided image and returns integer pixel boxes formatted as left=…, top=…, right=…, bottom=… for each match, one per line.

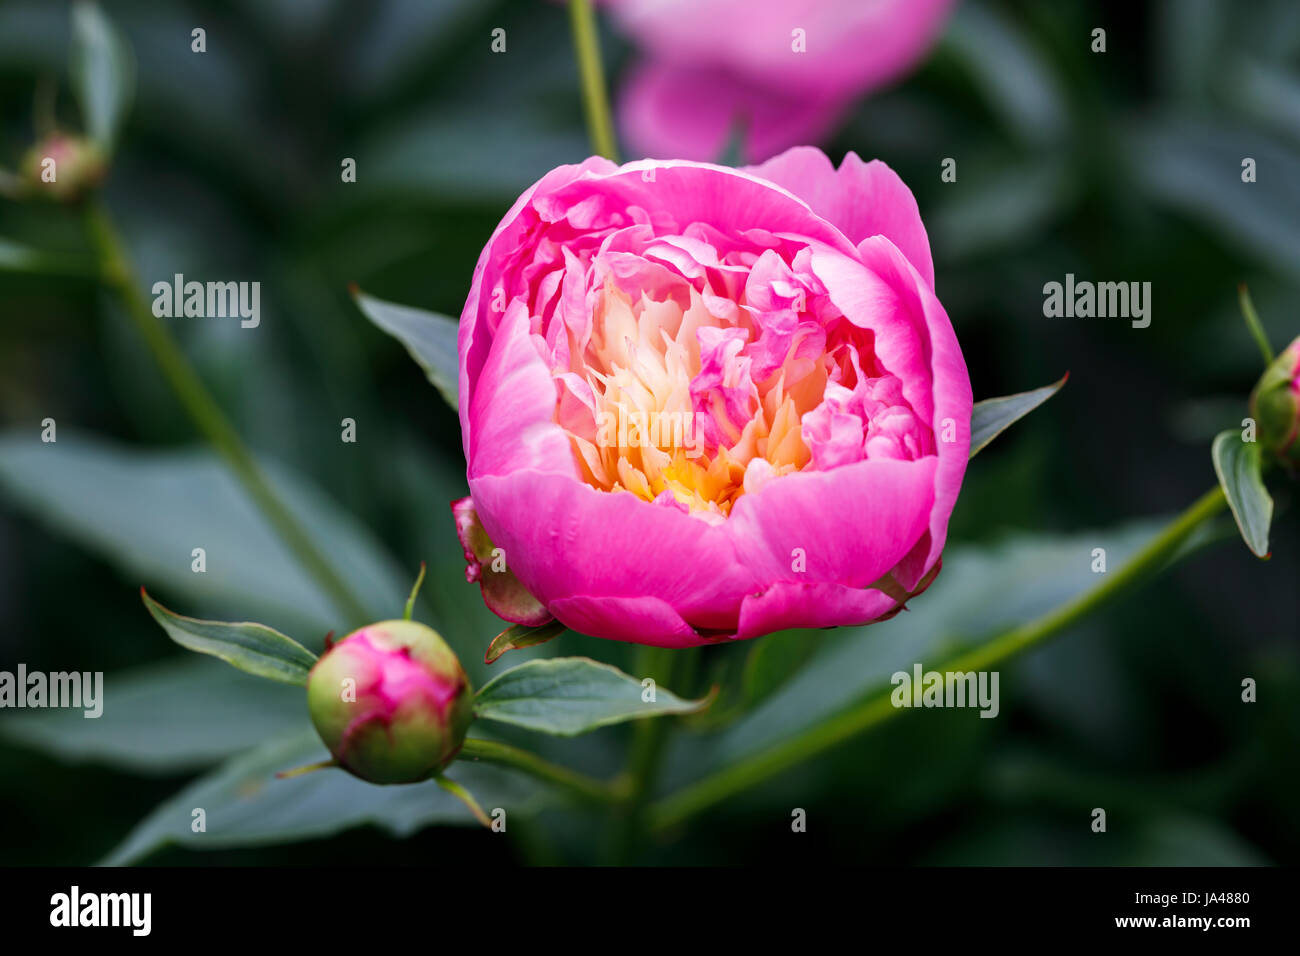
left=454, top=147, right=971, bottom=647
left=604, top=0, right=957, bottom=162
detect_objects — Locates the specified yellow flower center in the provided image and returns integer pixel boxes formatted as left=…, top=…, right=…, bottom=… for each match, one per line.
left=558, top=281, right=823, bottom=521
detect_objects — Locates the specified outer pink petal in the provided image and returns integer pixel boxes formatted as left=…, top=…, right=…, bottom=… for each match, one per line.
left=458, top=156, right=618, bottom=459
left=520, top=160, right=860, bottom=258
left=735, top=582, right=901, bottom=642
left=746, top=148, right=935, bottom=287
left=466, top=301, right=574, bottom=480
left=617, top=59, right=848, bottom=163
left=548, top=595, right=704, bottom=648
left=725, top=456, right=938, bottom=589
left=856, top=235, right=972, bottom=575
left=468, top=470, right=763, bottom=633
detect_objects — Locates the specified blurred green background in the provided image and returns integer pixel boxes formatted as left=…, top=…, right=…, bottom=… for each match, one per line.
left=0, top=0, right=1296, bottom=865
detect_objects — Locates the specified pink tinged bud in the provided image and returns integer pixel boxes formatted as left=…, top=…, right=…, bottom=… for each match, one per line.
left=306, top=621, right=474, bottom=784
left=21, top=133, right=106, bottom=201
left=1250, top=336, right=1300, bottom=472
left=451, top=496, right=553, bottom=626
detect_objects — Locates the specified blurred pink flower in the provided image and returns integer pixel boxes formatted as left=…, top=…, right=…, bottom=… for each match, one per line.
left=455, top=148, right=971, bottom=647
left=605, top=0, right=957, bottom=162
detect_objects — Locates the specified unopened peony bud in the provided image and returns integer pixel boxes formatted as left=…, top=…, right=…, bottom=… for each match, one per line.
left=21, top=133, right=105, bottom=201
left=1249, top=335, right=1300, bottom=472
left=307, top=621, right=474, bottom=784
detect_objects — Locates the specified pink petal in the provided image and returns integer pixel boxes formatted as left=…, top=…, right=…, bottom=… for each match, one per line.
left=735, top=581, right=902, bottom=642
left=746, top=148, right=935, bottom=287
left=468, top=470, right=763, bottom=634
left=855, top=236, right=972, bottom=573
left=458, top=156, right=619, bottom=458
left=725, top=456, right=938, bottom=590
left=548, top=594, right=704, bottom=648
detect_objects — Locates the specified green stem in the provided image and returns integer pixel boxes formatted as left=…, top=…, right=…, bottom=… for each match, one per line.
left=648, top=485, right=1228, bottom=832
left=459, top=737, right=625, bottom=805
left=1238, top=284, right=1274, bottom=365
left=605, top=645, right=679, bottom=861
left=84, top=200, right=371, bottom=627
left=567, top=0, right=619, bottom=162
left=275, top=758, right=337, bottom=779
left=404, top=562, right=426, bottom=621
left=435, top=775, right=492, bottom=828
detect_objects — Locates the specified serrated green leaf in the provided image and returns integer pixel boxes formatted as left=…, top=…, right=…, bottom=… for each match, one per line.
left=474, top=656, right=708, bottom=735
left=1211, top=429, right=1273, bottom=557
left=70, top=0, right=135, bottom=152
left=353, top=288, right=459, bottom=410
left=142, top=590, right=318, bottom=685
left=970, top=374, right=1068, bottom=458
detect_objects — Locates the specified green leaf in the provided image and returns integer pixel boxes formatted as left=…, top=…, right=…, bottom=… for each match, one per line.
left=1211, top=429, right=1273, bottom=557
left=0, top=431, right=407, bottom=636
left=474, top=657, right=709, bottom=735
left=70, top=0, right=135, bottom=152
left=0, top=658, right=302, bottom=773
left=142, top=590, right=318, bottom=685
left=102, top=729, right=538, bottom=865
left=970, top=374, right=1068, bottom=458
left=485, top=620, right=566, bottom=665
left=352, top=287, right=459, bottom=410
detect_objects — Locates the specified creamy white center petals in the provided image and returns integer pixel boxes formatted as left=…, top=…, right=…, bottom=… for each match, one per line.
left=523, top=220, right=935, bottom=522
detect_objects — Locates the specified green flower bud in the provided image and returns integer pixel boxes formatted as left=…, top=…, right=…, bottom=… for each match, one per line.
left=21, top=133, right=105, bottom=201
left=307, top=620, right=474, bottom=784
left=1249, top=335, right=1300, bottom=472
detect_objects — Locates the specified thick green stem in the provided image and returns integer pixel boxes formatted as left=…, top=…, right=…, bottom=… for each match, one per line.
left=647, top=485, right=1228, bottom=832
left=84, top=201, right=371, bottom=627
left=567, top=0, right=619, bottom=162
left=459, top=737, right=624, bottom=805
